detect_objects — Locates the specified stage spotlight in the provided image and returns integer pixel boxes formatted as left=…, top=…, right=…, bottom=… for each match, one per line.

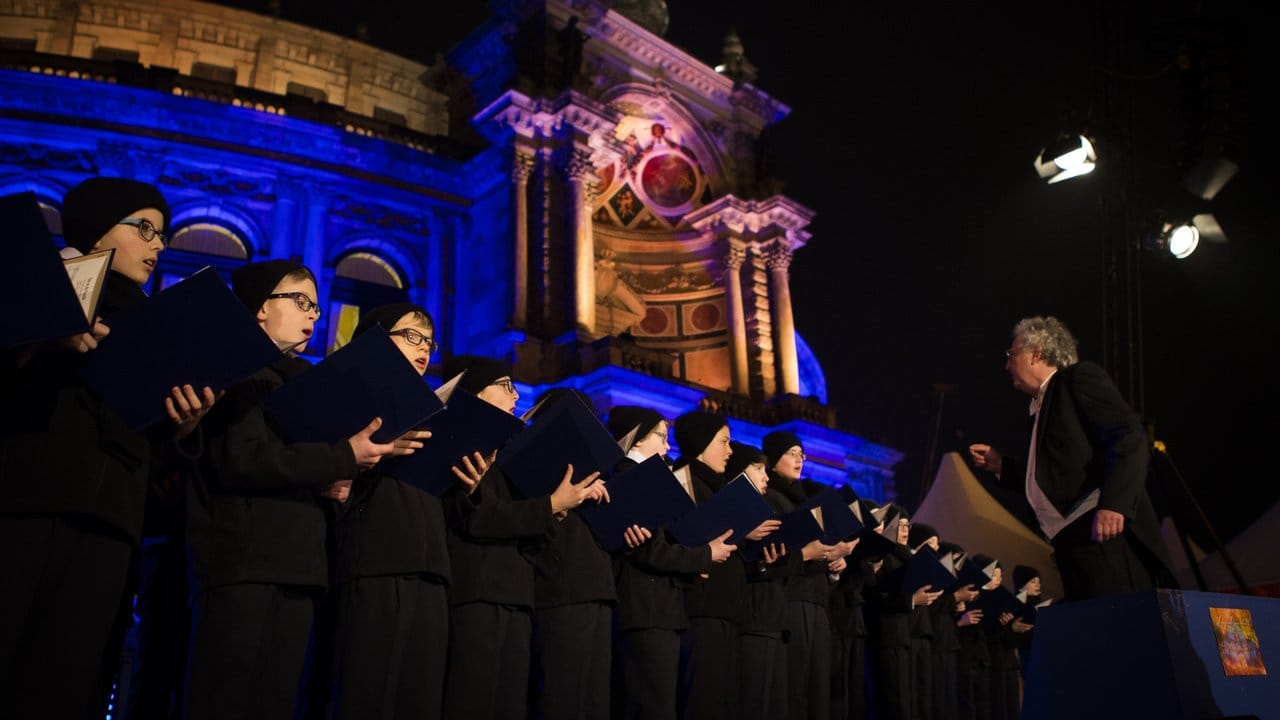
left=1034, top=133, right=1097, bottom=184
left=1149, top=220, right=1200, bottom=259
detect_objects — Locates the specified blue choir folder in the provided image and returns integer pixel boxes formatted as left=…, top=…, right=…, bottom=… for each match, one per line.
left=888, top=544, right=961, bottom=594
left=665, top=473, right=776, bottom=548
left=849, top=522, right=900, bottom=563
left=975, top=584, right=1026, bottom=627
left=955, top=555, right=998, bottom=590
left=262, top=325, right=444, bottom=445
left=2, top=191, right=107, bottom=349
left=382, top=376, right=527, bottom=497
left=803, top=488, right=865, bottom=544
left=78, top=267, right=282, bottom=431
left=495, top=391, right=623, bottom=498
left=740, top=503, right=824, bottom=563
left=577, top=455, right=696, bottom=552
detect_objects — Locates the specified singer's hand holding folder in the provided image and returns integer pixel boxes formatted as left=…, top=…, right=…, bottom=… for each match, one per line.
left=665, top=473, right=775, bottom=548
left=79, top=267, right=283, bottom=430
left=495, top=392, right=623, bottom=498
left=577, top=455, right=696, bottom=551
left=740, top=503, right=823, bottom=563
left=262, top=326, right=443, bottom=445
left=382, top=375, right=527, bottom=496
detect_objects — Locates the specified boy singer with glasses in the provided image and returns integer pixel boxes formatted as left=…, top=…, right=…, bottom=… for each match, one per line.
left=182, top=260, right=401, bottom=719
left=326, top=304, right=489, bottom=719
left=0, top=177, right=217, bottom=718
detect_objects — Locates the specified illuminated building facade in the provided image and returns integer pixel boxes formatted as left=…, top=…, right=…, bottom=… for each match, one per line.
left=0, top=0, right=901, bottom=497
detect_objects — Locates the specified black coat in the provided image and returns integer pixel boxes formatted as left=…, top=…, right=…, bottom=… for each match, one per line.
left=1, top=273, right=169, bottom=546
left=444, top=464, right=555, bottom=608
left=741, top=486, right=803, bottom=634
left=532, top=509, right=616, bottom=608
left=681, top=460, right=747, bottom=623
left=186, top=357, right=359, bottom=593
left=995, top=362, right=1173, bottom=580
left=333, top=470, right=451, bottom=586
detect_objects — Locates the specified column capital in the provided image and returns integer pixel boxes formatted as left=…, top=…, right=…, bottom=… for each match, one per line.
left=725, top=240, right=749, bottom=270
left=763, top=241, right=793, bottom=271
left=563, top=146, right=596, bottom=181
left=513, top=151, right=536, bottom=183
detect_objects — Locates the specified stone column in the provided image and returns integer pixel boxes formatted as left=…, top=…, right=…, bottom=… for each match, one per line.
left=565, top=147, right=595, bottom=334
left=270, top=175, right=303, bottom=260
left=511, top=151, right=535, bottom=329
left=302, top=183, right=334, bottom=313
left=724, top=239, right=750, bottom=395
left=766, top=240, right=800, bottom=395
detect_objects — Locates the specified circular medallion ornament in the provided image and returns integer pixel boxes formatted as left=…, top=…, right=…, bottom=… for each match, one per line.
left=640, top=307, right=670, bottom=335
left=640, top=153, right=697, bottom=208
left=690, top=302, right=721, bottom=332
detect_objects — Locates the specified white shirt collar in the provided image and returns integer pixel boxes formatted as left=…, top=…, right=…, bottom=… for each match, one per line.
left=1029, top=368, right=1058, bottom=416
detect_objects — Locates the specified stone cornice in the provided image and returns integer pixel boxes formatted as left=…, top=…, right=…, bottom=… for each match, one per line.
left=684, top=194, right=815, bottom=250
left=558, top=1, right=789, bottom=129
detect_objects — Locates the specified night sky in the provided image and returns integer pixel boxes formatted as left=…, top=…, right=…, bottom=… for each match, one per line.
left=224, top=1, right=1279, bottom=550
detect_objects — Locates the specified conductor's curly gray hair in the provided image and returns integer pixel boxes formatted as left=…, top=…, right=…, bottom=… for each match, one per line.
left=1013, top=316, right=1079, bottom=368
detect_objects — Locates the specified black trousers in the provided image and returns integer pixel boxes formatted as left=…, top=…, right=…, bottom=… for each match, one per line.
left=183, top=583, right=317, bottom=720
left=738, top=631, right=786, bottom=720
left=445, top=602, right=531, bottom=720
left=930, top=650, right=958, bottom=720
left=332, top=575, right=449, bottom=720
left=910, top=637, right=934, bottom=720
left=1052, top=515, right=1158, bottom=601
left=532, top=601, right=612, bottom=720
left=0, top=515, right=133, bottom=720
left=680, top=617, right=739, bottom=720
left=785, top=600, right=831, bottom=720
left=869, top=642, right=911, bottom=720
left=618, top=627, right=681, bottom=720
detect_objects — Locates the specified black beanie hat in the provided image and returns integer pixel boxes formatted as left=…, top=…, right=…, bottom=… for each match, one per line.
left=724, top=441, right=766, bottom=481
left=968, top=553, right=998, bottom=577
left=1013, top=564, right=1041, bottom=591
left=607, top=405, right=664, bottom=444
left=352, top=303, right=432, bottom=339
left=938, top=540, right=964, bottom=558
left=231, top=259, right=311, bottom=313
left=763, top=430, right=803, bottom=469
left=441, top=354, right=511, bottom=395
left=673, top=411, right=728, bottom=465
left=61, top=177, right=171, bottom=254
left=907, top=522, right=939, bottom=551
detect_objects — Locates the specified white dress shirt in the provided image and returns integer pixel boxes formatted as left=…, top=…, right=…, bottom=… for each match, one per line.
left=1025, top=369, right=1100, bottom=539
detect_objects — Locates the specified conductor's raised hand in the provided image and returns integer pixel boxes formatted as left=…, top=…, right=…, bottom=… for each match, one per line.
left=968, top=443, right=1003, bottom=474
left=347, top=417, right=397, bottom=468
left=708, top=529, right=737, bottom=563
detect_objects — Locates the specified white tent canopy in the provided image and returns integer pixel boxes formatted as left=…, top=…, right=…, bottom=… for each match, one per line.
left=1162, top=500, right=1280, bottom=593
left=912, top=451, right=1064, bottom=599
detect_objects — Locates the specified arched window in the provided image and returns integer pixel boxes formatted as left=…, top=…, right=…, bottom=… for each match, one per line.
left=168, top=222, right=250, bottom=259
left=335, top=251, right=404, bottom=288
left=154, top=217, right=255, bottom=294
left=326, top=250, right=412, bottom=353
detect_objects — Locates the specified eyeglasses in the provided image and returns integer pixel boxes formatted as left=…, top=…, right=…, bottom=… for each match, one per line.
left=487, top=378, right=517, bottom=395
left=388, top=328, right=437, bottom=353
left=784, top=448, right=806, bottom=461
left=117, top=217, right=167, bottom=248
left=1004, top=346, right=1025, bottom=361
left=266, top=292, right=321, bottom=317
